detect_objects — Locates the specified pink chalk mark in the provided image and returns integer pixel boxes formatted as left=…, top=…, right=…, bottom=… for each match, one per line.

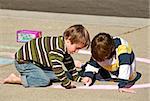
left=50, top=83, right=150, bottom=90
left=0, top=52, right=15, bottom=59
left=136, top=57, right=150, bottom=64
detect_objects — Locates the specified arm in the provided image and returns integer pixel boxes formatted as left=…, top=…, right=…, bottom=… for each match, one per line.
left=117, top=45, right=133, bottom=88
left=48, top=50, right=72, bottom=88
left=63, top=53, right=82, bottom=82
left=117, top=45, right=136, bottom=93
left=118, top=65, right=131, bottom=88
left=118, top=64, right=136, bottom=93
left=82, top=58, right=100, bottom=86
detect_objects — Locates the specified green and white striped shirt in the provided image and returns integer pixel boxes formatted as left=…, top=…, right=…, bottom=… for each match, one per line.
left=15, top=36, right=81, bottom=87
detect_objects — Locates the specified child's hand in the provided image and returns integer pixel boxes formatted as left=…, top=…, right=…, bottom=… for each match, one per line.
left=118, top=88, right=136, bottom=93
left=74, top=60, right=82, bottom=68
left=82, top=77, right=92, bottom=86
left=65, top=84, right=76, bottom=89
left=63, top=82, right=76, bottom=89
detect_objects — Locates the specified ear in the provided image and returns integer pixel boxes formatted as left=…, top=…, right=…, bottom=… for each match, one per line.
left=65, top=39, right=73, bottom=45
left=66, top=39, right=71, bottom=43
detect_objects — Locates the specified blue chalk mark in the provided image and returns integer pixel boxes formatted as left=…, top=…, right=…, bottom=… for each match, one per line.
left=0, top=57, right=15, bottom=64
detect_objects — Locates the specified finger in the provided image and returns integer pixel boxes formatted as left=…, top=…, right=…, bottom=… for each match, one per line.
left=119, top=88, right=136, bottom=93
left=126, top=89, right=136, bottom=93
left=71, top=85, right=76, bottom=88
left=0, top=79, right=5, bottom=84
left=65, top=85, right=76, bottom=89
left=85, top=82, right=91, bottom=87
left=0, top=80, right=3, bottom=84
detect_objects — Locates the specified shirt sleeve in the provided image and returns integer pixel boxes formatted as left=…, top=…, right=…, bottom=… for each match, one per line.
left=48, top=49, right=71, bottom=87
left=118, top=65, right=131, bottom=88
left=117, top=45, right=133, bottom=88
left=63, top=53, right=82, bottom=82
left=82, top=58, right=100, bottom=79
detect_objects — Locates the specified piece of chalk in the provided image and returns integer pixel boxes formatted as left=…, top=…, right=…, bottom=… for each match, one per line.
left=86, top=82, right=90, bottom=87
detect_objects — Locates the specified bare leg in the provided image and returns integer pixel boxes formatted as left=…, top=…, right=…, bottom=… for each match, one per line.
left=0, top=73, right=21, bottom=84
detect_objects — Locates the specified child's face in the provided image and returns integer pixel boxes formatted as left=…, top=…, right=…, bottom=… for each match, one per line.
left=65, top=39, right=84, bottom=54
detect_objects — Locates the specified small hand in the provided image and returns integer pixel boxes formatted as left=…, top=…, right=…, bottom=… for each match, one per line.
left=65, top=84, right=76, bottom=89
left=74, top=60, right=83, bottom=68
left=82, top=77, right=92, bottom=86
left=118, top=88, right=136, bottom=93
left=64, top=82, right=76, bottom=89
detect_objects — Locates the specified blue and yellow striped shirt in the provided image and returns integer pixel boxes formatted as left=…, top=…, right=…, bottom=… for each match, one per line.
left=83, top=36, right=135, bottom=88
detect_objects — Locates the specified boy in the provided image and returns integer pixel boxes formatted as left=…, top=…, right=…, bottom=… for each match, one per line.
left=1, top=24, right=90, bottom=89
left=80, top=33, right=141, bottom=93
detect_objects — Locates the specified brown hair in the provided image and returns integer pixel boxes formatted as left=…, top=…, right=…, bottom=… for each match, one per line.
left=63, top=24, right=90, bottom=49
left=91, top=33, right=115, bottom=62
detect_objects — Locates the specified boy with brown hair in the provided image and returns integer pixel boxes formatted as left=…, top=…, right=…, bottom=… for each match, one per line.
left=80, top=32, right=141, bottom=93
left=1, top=24, right=90, bottom=89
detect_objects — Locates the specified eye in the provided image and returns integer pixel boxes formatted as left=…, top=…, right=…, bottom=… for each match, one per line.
left=76, top=47, right=80, bottom=49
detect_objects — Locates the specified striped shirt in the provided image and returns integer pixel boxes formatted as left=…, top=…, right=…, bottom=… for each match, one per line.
left=82, top=36, right=135, bottom=88
left=15, top=36, right=81, bottom=87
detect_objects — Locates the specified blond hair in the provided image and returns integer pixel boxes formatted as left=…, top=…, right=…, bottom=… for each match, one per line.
left=63, top=24, right=90, bottom=49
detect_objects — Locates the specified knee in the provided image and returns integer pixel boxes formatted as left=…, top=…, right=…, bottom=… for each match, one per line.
left=25, top=77, right=51, bottom=87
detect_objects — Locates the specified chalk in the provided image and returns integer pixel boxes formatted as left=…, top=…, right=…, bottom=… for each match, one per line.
left=50, top=83, right=150, bottom=90
left=0, top=57, right=15, bottom=64
left=85, top=82, right=90, bottom=87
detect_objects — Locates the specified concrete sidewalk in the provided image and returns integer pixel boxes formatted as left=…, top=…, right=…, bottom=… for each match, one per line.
left=0, top=0, right=149, bottom=18
left=0, top=9, right=150, bottom=101
left=0, top=9, right=149, bottom=27
left=0, top=9, right=149, bottom=54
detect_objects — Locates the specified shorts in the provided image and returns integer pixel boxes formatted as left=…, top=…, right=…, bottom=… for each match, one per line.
left=15, top=61, right=58, bottom=87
